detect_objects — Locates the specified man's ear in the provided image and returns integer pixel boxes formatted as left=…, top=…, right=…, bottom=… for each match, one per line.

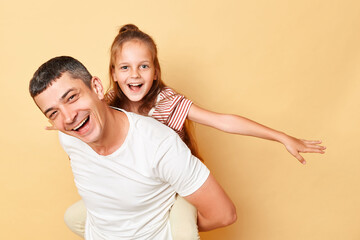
left=91, top=77, right=104, bottom=100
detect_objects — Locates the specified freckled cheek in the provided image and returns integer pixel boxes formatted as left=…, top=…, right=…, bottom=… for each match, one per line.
left=119, top=72, right=130, bottom=81
left=118, top=82, right=128, bottom=91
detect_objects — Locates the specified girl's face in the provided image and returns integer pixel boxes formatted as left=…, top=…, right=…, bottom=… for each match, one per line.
left=112, top=40, right=157, bottom=105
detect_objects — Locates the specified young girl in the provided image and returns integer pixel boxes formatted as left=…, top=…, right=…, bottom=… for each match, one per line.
left=64, top=24, right=325, bottom=239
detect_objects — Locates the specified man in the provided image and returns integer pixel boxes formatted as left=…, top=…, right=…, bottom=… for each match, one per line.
left=29, top=56, right=236, bottom=239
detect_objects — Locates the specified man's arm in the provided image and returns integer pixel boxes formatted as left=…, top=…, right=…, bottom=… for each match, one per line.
left=152, top=126, right=236, bottom=231
left=184, top=173, right=237, bottom=231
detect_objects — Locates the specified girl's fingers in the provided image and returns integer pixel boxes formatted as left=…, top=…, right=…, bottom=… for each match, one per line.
left=302, top=139, right=322, bottom=144
left=302, top=140, right=326, bottom=150
left=45, top=120, right=57, bottom=130
left=295, top=153, right=306, bottom=165
left=301, top=147, right=325, bottom=154
left=45, top=125, right=57, bottom=130
left=306, top=144, right=326, bottom=150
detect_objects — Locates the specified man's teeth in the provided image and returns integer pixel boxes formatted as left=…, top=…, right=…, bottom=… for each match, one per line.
left=73, top=117, right=88, bottom=131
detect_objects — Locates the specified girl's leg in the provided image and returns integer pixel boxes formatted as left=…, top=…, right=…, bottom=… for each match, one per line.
left=64, top=196, right=200, bottom=239
left=64, top=200, right=86, bottom=238
left=170, top=195, right=200, bottom=240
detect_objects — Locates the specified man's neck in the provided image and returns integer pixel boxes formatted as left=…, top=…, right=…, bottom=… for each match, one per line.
left=89, top=107, right=129, bottom=156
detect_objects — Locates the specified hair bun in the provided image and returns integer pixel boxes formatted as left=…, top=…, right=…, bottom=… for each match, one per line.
left=119, top=24, right=139, bottom=34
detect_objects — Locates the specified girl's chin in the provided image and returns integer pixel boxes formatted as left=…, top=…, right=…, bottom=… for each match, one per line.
left=127, top=94, right=145, bottom=102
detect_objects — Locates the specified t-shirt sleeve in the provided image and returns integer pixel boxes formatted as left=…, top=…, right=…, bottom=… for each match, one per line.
left=58, top=131, right=87, bottom=157
left=149, top=87, right=193, bottom=132
left=58, top=132, right=71, bottom=154
left=153, top=132, right=210, bottom=197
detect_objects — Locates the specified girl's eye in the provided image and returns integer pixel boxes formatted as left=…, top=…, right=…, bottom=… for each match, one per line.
left=120, top=66, right=128, bottom=70
left=140, top=65, right=149, bottom=69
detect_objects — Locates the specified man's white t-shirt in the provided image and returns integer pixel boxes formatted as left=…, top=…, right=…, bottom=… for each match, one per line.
left=59, top=110, right=210, bottom=240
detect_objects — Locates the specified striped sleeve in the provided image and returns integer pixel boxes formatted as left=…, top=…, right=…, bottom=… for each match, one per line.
left=149, top=88, right=192, bottom=135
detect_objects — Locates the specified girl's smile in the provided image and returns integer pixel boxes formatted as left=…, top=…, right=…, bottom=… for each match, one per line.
left=112, top=40, right=157, bottom=103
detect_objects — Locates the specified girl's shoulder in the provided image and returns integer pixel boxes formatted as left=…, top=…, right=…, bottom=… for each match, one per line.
left=157, top=87, right=184, bottom=102
left=158, top=87, right=177, bottom=97
left=150, top=87, right=193, bottom=133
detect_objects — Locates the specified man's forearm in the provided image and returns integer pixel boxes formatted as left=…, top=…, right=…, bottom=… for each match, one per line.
left=197, top=205, right=237, bottom=231
left=184, top=174, right=237, bottom=232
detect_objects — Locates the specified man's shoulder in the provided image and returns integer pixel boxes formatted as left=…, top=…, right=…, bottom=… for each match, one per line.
left=128, top=111, right=178, bottom=141
left=58, top=131, right=73, bottom=145
left=58, top=131, right=86, bottom=151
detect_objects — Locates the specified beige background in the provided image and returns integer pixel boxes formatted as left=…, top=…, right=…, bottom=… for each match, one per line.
left=1, top=0, right=359, bottom=239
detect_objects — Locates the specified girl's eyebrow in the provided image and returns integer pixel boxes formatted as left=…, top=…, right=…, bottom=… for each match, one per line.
left=118, top=60, right=150, bottom=64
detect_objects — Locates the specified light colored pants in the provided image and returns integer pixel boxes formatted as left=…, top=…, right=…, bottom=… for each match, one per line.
left=64, top=195, right=200, bottom=239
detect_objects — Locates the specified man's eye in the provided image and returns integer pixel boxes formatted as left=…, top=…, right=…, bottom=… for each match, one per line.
left=68, top=94, right=77, bottom=101
left=49, top=111, right=57, bottom=119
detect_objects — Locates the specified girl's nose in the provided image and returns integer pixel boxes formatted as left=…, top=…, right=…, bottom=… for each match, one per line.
left=130, top=69, right=140, bottom=78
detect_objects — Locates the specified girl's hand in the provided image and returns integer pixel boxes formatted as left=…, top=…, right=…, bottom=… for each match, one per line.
left=45, top=125, right=57, bottom=130
left=282, top=136, right=326, bottom=165
left=45, top=120, right=57, bottom=130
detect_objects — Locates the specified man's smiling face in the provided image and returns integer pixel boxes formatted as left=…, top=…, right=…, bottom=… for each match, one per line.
left=34, top=72, right=106, bottom=145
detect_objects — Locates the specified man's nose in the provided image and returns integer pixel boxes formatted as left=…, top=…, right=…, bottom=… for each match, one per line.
left=62, top=107, right=77, bottom=124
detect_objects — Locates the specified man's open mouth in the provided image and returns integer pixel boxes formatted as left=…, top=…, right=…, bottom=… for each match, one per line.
left=73, top=116, right=90, bottom=131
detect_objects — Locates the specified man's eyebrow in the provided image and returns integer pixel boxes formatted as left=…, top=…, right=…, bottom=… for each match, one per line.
left=43, top=88, right=76, bottom=116
left=60, top=88, right=76, bottom=100
left=44, top=107, right=54, bottom=116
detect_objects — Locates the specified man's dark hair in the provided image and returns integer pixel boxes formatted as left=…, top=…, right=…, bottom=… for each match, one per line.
left=29, top=56, right=93, bottom=97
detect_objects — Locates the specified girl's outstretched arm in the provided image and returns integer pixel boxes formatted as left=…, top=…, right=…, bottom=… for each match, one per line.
left=187, top=104, right=326, bottom=164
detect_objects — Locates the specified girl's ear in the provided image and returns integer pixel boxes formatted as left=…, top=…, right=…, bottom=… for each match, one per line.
left=154, top=69, right=158, bottom=81
left=91, top=77, right=104, bottom=100
left=112, top=69, right=118, bottom=82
